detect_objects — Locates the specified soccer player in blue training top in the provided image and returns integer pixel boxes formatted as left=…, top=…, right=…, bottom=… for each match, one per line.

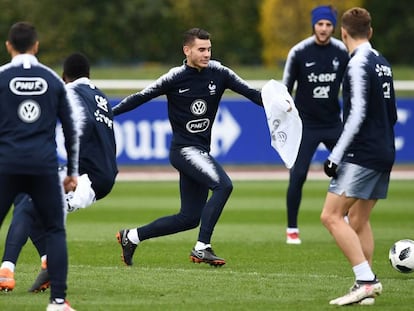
left=0, top=22, right=80, bottom=311
left=114, top=28, right=263, bottom=267
left=321, top=7, right=397, bottom=306
left=282, top=5, right=349, bottom=244
left=0, top=53, right=117, bottom=298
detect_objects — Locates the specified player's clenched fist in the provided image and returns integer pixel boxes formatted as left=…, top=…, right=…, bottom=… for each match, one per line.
left=63, top=176, right=78, bottom=193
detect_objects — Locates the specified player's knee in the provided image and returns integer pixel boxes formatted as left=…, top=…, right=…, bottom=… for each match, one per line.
left=177, top=214, right=200, bottom=230
left=182, top=219, right=200, bottom=230
left=320, top=209, right=344, bottom=231
left=291, top=171, right=307, bottom=185
left=320, top=210, right=331, bottom=228
left=223, top=181, right=233, bottom=196
left=211, top=180, right=233, bottom=198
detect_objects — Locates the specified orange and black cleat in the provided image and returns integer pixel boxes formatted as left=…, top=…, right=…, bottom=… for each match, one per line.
left=190, top=248, right=226, bottom=267
left=116, top=229, right=138, bottom=266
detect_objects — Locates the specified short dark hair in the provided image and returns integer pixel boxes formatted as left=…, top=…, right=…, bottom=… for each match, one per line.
left=341, top=7, right=371, bottom=39
left=8, top=21, right=38, bottom=53
left=63, top=52, right=90, bottom=81
left=182, top=28, right=210, bottom=46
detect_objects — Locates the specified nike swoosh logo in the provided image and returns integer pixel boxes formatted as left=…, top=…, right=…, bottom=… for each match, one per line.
left=121, top=233, right=128, bottom=246
left=179, top=88, right=190, bottom=93
left=305, top=62, right=315, bottom=67
left=195, top=250, right=204, bottom=258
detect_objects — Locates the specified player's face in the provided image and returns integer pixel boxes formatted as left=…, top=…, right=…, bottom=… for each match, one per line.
left=314, top=19, right=334, bottom=45
left=184, top=38, right=211, bottom=71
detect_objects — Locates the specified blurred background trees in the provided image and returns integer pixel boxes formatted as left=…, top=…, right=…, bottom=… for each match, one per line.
left=0, top=0, right=413, bottom=67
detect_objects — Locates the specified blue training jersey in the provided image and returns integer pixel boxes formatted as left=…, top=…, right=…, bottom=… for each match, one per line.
left=329, top=42, right=397, bottom=172
left=66, top=77, right=118, bottom=199
left=0, top=54, right=80, bottom=176
left=283, top=36, right=349, bottom=128
left=113, top=60, right=262, bottom=152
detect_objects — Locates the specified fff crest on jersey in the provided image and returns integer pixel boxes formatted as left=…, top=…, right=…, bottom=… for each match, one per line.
left=208, top=81, right=216, bottom=95
left=190, top=99, right=207, bottom=116
left=332, top=57, right=340, bottom=71
left=18, top=100, right=41, bottom=123
left=9, top=77, right=48, bottom=95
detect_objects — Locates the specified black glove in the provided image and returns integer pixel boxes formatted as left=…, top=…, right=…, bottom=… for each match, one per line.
left=324, top=160, right=338, bottom=178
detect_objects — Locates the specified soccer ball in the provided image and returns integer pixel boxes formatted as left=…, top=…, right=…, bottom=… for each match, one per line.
left=389, top=239, right=414, bottom=273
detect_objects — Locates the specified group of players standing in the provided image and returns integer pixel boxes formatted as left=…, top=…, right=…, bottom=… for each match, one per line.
left=0, top=4, right=397, bottom=310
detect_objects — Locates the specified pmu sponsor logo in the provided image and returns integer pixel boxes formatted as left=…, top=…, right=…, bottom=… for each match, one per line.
left=186, top=118, right=210, bottom=133
left=9, top=77, right=48, bottom=95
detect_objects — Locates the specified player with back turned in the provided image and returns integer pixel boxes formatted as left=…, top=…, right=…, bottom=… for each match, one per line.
left=321, top=7, right=397, bottom=306
left=0, top=22, right=80, bottom=311
left=0, top=52, right=118, bottom=295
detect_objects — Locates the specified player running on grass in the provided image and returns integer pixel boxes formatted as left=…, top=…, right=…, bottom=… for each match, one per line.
left=0, top=53, right=117, bottom=294
left=114, top=28, right=263, bottom=267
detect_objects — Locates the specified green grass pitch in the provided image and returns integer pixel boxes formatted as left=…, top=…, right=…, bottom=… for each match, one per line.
left=0, top=179, right=413, bottom=310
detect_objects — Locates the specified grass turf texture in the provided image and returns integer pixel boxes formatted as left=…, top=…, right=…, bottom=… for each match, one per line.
left=0, top=179, right=413, bottom=310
